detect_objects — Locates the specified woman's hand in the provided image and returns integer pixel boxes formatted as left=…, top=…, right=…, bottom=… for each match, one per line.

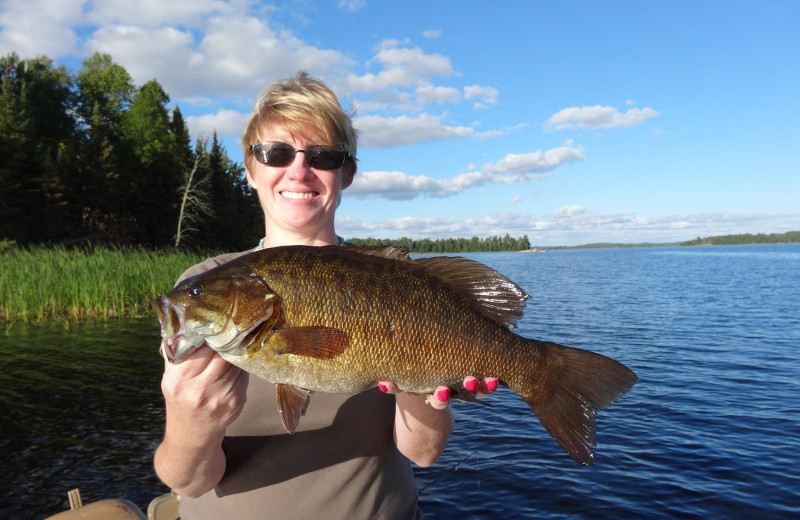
left=378, top=376, right=500, bottom=409
left=160, top=345, right=249, bottom=436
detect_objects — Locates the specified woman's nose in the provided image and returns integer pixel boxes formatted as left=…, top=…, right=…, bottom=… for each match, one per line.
left=284, top=151, right=313, bottom=179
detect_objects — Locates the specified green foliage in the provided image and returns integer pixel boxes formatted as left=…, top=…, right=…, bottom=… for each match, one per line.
left=0, top=50, right=254, bottom=251
left=0, top=244, right=214, bottom=324
left=193, top=133, right=262, bottom=250
left=75, top=52, right=134, bottom=131
left=119, top=79, right=183, bottom=245
left=348, top=234, right=533, bottom=253
left=680, top=231, right=800, bottom=246
left=0, top=53, right=77, bottom=242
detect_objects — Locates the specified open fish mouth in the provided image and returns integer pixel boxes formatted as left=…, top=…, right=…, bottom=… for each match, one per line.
left=152, top=295, right=203, bottom=363
left=152, top=294, right=271, bottom=363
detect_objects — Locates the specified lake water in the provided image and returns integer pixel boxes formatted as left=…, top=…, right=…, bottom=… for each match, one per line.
left=2, top=244, right=799, bottom=519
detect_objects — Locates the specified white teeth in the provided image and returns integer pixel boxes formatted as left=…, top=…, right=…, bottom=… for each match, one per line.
left=281, top=191, right=316, bottom=200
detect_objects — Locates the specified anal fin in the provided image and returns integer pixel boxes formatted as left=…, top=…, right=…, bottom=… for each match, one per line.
left=450, top=385, right=494, bottom=407
left=276, top=383, right=313, bottom=434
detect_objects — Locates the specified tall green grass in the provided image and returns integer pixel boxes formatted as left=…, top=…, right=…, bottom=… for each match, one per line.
left=0, top=245, right=214, bottom=325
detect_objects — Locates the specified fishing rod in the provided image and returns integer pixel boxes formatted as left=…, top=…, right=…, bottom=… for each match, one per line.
left=418, top=450, right=479, bottom=496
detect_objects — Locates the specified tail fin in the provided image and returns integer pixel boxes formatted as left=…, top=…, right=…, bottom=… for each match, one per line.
left=511, top=340, right=638, bottom=467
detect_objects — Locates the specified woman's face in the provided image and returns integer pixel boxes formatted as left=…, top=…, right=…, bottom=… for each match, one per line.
left=245, top=127, right=352, bottom=240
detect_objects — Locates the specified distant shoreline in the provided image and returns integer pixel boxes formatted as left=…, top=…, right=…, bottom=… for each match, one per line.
left=547, top=231, right=799, bottom=250
left=350, top=231, right=800, bottom=253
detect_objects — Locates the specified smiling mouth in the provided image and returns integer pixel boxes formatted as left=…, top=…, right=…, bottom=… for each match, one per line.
left=281, top=191, right=318, bottom=200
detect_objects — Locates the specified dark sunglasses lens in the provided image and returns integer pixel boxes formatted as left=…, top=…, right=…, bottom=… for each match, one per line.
left=306, top=147, right=347, bottom=170
left=252, top=143, right=346, bottom=170
left=263, top=144, right=296, bottom=166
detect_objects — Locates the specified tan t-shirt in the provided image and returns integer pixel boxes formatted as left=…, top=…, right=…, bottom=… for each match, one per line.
left=174, top=251, right=422, bottom=520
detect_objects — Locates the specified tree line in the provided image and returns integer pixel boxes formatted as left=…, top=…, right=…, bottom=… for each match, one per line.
left=0, top=51, right=262, bottom=250
left=349, top=234, right=532, bottom=253
left=680, top=231, right=800, bottom=246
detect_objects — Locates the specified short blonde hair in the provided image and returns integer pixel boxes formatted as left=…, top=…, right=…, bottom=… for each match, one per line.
left=242, top=71, right=358, bottom=180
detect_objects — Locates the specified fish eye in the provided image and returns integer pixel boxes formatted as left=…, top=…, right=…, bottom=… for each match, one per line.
left=189, top=282, right=205, bottom=297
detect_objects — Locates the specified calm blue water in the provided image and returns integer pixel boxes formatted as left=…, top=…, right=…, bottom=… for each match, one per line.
left=415, top=244, right=800, bottom=519
left=1, top=244, right=798, bottom=519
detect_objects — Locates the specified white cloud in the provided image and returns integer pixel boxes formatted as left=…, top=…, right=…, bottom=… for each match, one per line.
left=355, top=113, right=475, bottom=148
left=83, top=14, right=355, bottom=101
left=85, top=0, right=230, bottom=27
left=347, top=171, right=445, bottom=200
left=347, top=143, right=585, bottom=199
left=463, top=85, right=498, bottom=109
left=0, top=0, right=85, bottom=57
left=339, top=0, right=367, bottom=11
left=2, top=6, right=501, bottom=133
left=340, top=44, right=499, bottom=112
left=415, top=84, right=461, bottom=105
left=185, top=109, right=249, bottom=140
left=545, top=105, right=660, bottom=131
left=553, top=205, right=587, bottom=218
left=85, top=24, right=195, bottom=83
left=345, top=41, right=453, bottom=93
left=422, top=29, right=442, bottom=39
left=480, top=145, right=586, bottom=180
left=352, top=91, right=416, bottom=112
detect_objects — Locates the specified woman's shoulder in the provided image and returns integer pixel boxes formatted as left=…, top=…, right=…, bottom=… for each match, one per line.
left=176, top=250, right=253, bottom=285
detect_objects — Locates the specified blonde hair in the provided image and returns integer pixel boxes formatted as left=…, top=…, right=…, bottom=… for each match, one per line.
left=242, top=71, right=358, bottom=180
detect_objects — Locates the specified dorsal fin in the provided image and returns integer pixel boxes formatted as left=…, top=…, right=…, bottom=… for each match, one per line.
left=413, top=256, right=530, bottom=328
left=336, top=245, right=529, bottom=328
left=336, top=244, right=411, bottom=261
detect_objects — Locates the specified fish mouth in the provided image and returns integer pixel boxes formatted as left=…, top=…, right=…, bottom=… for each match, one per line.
left=151, top=295, right=271, bottom=363
left=152, top=295, right=203, bottom=363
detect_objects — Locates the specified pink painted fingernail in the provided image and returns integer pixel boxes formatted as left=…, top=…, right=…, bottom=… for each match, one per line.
left=464, top=378, right=478, bottom=393
left=378, top=383, right=388, bottom=393
left=486, top=379, right=499, bottom=392
left=436, top=388, right=450, bottom=403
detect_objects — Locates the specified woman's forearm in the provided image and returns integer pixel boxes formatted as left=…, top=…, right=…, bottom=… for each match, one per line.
left=393, top=391, right=455, bottom=467
left=154, top=417, right=227, bottom=497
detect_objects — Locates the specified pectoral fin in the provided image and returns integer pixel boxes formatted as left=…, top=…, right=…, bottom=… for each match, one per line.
left=276, top=384, right=313, bottom=434
left=272, top=326, right=349, bottom=359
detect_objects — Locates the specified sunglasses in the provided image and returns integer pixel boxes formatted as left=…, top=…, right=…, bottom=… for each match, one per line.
left=249, top=141, right=350, bottom=170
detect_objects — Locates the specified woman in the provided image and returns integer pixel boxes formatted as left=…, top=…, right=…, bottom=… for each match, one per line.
left=153, top=72, right=497, bottom=519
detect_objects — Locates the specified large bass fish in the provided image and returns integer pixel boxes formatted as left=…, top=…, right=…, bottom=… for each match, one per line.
left=152, top=245, right=637, bottom=466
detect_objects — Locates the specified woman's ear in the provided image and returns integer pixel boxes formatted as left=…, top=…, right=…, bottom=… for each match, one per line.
left=245, top=167, right=258, bottom=190
left=341, top=161, right=356, bottom=189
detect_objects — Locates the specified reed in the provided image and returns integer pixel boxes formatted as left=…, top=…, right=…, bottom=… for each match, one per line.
left=0, top=245, right=214, bottom=325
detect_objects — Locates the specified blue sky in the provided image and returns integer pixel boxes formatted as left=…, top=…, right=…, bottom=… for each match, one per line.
left=2, top=0, right=798, bottom=245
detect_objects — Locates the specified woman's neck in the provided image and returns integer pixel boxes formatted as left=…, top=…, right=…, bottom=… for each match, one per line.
left=258, top=228, right=341, bottom=249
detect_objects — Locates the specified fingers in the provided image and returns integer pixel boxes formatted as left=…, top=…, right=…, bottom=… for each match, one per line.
left=164, top=344, right=238, bottom=385
left=462, top=376, right=499, bottom=397
left=426, top=386, right=451, bottom=410
left=161, top=344, right=248, bottom=423
left=431, top=377, right=498, bottom=408
left=378, top=381, right=451, bottom=410
left=378, top=376, right=498, bottom=410
left=377, top=381, right=399, bottom=394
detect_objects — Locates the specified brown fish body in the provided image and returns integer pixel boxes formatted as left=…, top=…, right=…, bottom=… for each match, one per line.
left=153, top=245, right=637, bottom=466
left=237, top=246, right=521, bottom=392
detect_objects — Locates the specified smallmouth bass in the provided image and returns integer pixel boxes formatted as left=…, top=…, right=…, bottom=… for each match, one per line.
left=152, top=245, right=637, bottom=466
